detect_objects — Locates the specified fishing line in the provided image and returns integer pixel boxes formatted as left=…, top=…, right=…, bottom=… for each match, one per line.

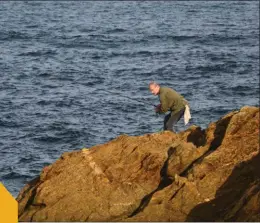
left=99, top=89, right=156, bottom=107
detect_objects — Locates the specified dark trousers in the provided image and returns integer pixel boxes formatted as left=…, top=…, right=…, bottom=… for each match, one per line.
left=164, top=108, right=185, bottom=132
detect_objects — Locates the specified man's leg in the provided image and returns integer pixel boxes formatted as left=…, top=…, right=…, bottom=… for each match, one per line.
left=163, top=113, right=171, bottom=130
left=165, top=108, right=185, bottom=132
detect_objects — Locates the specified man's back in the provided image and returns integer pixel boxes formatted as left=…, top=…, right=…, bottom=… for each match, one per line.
left=159, top=86, right=186, bottom=114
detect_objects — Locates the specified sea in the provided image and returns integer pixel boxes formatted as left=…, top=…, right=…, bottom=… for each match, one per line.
left=0, top=1, right=259, bottom=197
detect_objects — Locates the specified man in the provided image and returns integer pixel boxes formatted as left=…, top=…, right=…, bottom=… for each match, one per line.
left=149, top=82, right=191, bottom=132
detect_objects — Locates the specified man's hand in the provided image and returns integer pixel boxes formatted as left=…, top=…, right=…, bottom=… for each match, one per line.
left=155, top=104, right=161, bottom=113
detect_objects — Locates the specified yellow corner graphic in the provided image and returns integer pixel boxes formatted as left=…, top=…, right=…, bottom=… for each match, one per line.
left=0, top=182, right=18, bottom=223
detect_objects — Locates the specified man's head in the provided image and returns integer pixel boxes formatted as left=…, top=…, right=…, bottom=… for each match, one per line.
left=149, top=82, right=160, bottom=95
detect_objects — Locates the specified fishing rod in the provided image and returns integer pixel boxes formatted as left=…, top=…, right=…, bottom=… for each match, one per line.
left=100, top=89, right=157, bottom=107
left=100, top=89, right=161, bottom=124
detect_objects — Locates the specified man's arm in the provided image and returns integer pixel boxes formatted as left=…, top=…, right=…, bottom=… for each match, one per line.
left=159, top=94, right=169, bottom=113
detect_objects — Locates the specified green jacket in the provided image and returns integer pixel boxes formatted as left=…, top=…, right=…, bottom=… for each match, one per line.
left=158, top=87, right=187, bottom=114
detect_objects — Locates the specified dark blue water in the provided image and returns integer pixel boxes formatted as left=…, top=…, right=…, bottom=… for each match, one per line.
left=0, top=1, right=259, bottom=197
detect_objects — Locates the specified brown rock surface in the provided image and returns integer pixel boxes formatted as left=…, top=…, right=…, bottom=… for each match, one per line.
left=17, top=106, right=260, bottom=222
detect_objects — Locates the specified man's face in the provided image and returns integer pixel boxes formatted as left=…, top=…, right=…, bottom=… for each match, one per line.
left=149, top=85, right=159, bottom=95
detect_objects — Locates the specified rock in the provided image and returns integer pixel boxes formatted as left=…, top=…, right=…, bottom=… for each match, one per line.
left=17, top=106, right=260, bottom=222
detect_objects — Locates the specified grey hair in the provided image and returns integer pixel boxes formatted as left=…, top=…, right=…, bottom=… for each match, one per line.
left=149, top=81, right=159, bottom=88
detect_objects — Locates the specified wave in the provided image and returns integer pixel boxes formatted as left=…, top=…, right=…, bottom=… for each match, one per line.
left=33, top=134, right=62, bottom=143
left=36, top=100, right=53, bottom=106
left=0, top=30, right=30, bottom=41
left=18, top=49, right=57, bottom=57
left=231, top=85, right=253, bottom=92
left=38, top=72, right=52, bottom=77
left=186, top=62, right=237, bottom=74
left=195, top=33, right=246, bottom=45
left=106, top=50, right=174, bottom=59
left=1, top=171, right=31, bottom=180
left=19, top=155, right=39, bottom=163
left=148, top=34, right=199, bottom=41
left=0, top=118, right=21, bottom=128
left=77, top=27, right=97, bottom=33
left=105, top=28, right=127, bottom=34
left=81, top=80, right=104, bottom=86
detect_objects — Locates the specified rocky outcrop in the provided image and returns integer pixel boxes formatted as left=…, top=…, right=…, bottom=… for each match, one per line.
left=17, top=106, right=260, bottom=222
